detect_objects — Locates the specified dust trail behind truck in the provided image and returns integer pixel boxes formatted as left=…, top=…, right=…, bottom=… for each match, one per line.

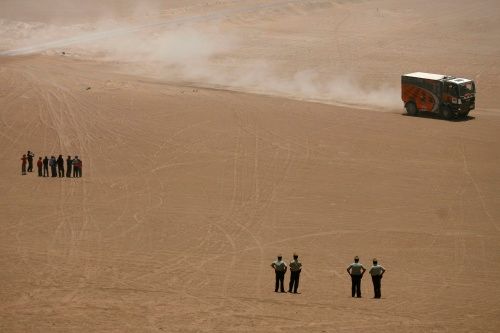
left=402, top=72, right=476, bottom=119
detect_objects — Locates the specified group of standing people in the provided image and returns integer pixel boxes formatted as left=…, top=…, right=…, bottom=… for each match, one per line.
left=21, top=151, right=83, bottom=178
left=271, top=254, right=386, bottom=299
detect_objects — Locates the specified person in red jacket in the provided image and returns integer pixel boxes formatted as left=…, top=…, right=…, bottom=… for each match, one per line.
left=36, top=157, right=43, bottom=177
left=21, top=154, right=27, bottom=175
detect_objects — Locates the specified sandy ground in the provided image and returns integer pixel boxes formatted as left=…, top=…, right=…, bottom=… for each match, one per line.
left=1, top=1, right=500, bottom=332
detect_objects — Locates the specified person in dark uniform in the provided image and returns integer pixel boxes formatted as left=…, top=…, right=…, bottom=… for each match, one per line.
left=21, top=154, right=27, bottom=175
left=288, top=253, right=302, bottom=294
left=66, top=156, right=72, bottom=178
left=347, top=256, right=366, bottom=298
left=42, top=156, right=49, bottom=177
left=37, top=157, right=43, bottom=177
left=270, top=255, right=287, bottom=292
left=369, top=258, right=386, bottom=299
left=57, top=155, right=65, bottom=177
left=27, top=151, right=34, bottom=172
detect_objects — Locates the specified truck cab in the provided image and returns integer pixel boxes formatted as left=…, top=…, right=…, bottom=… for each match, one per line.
left=444, top=77, right=476, bottom=115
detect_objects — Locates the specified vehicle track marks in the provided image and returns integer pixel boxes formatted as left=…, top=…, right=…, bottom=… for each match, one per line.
left=459, top=139, right=498, bottom=232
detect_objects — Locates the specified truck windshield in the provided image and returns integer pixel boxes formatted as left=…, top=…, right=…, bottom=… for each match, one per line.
left=459, top=82, right=475, bottom=95
left=446, top=84, right=459, bottom=97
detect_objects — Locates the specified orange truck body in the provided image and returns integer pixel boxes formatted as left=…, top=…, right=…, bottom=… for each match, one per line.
left=401, top=72, right=476, bottom=119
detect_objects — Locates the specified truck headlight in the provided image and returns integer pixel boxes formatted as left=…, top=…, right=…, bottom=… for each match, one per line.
left=452, top=97, right=458, bottom=104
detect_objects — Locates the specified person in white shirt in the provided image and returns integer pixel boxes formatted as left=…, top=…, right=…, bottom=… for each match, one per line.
left=347, top=256, right=366, bottom=298
left=288, top=253, right=302, bottom=294
left=368, top=258, right=386, bottom=299
left=270, top=255, right=287, bottom=292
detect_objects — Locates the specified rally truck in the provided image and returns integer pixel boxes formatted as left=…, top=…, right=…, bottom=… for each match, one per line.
left=402, top=72, right=476, bottom=119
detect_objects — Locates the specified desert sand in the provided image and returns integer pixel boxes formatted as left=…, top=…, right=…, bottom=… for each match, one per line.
left=1, top=1, right=500, bottom=332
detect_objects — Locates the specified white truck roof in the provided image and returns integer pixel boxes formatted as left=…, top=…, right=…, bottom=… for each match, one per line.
left=403, top=72, right=446, bottom=80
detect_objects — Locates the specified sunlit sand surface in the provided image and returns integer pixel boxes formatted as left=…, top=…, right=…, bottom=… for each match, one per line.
left=1, top=1, right=500, bottom=331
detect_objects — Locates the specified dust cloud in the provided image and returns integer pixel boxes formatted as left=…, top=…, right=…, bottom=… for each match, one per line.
left=0, top=16, right=400, bottom=109
left=94, top=25, right=400, bottom=109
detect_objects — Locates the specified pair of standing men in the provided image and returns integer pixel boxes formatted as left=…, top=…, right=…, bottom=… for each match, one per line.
left=20, top=151, right=35, bottom=175
left=346, top=256, right=386, bottom=298
left=270, top=254, right=302, bottom=293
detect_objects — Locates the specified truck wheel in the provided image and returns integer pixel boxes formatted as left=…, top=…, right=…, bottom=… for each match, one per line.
left=405, top=102, right=417, bottom=116
left=440, top=106, right=453, bottom=120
